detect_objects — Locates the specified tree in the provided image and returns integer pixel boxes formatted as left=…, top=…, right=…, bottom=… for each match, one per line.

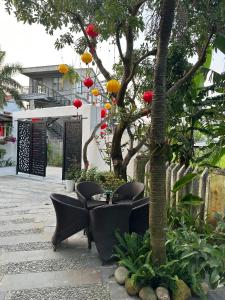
left=5, top=0, right=225, bottom=264
left=0, top=50, right=22, bottom=108
left=5, top=0, right=224, bottom=180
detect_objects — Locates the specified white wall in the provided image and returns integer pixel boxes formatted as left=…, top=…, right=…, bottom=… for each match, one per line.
left=12, top=104, right=139, bottom=178
left=13, top=104, right=110, bottom=172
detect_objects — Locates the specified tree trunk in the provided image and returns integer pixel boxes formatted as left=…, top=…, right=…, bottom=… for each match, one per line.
left=149, top=0, right=176, bottom=265
left=111, top=122, right=127, bottom=180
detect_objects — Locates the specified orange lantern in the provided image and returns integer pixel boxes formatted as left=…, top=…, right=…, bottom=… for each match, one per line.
left=106, top=79, right=120, bottom=94
left=104, top=102, right=111, bottom=110
left=91, top=88, right=100, bottom=96
left=81, top=52, right=93, bottom=64
left=58, top=64, right=69, bottom=74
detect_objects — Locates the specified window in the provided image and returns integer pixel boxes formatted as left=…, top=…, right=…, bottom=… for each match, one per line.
left=52, top=77, right=62, bottom=91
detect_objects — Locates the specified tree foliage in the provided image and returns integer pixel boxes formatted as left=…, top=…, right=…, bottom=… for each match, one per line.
left=0, top=50, right=22, bottom=108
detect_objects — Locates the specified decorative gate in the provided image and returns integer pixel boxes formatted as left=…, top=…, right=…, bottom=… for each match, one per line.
left=62, top=117, right=82, bottom=180
left=17, top=120, right=47, bottom=177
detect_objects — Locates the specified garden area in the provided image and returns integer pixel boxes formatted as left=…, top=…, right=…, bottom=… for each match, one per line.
left=0, top=0, right=225, bottom=300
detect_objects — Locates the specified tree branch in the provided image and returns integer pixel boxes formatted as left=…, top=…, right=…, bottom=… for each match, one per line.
left=83, top=116, right=110, bottom=170
left=122, top=134, right=148, bottom=168
left=115, top=22, right=125, bottom=63
left=167, top=28, right=216, bottom=97
left=68, top=11, right=112, bottom=81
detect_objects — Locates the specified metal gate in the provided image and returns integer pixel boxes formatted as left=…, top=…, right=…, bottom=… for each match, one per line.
left=17, top=120, right=47, bottom=177
left=62, top=117, right=82, bottom=180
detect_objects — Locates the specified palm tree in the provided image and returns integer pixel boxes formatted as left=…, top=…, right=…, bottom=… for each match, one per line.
left=0, top=50, right=22, bottom=108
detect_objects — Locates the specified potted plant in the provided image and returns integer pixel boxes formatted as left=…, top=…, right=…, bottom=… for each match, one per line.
left=65, top=170, right=75, bottom=192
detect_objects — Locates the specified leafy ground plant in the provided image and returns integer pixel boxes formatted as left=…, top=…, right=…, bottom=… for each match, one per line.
left=114, top=222, right=225, bottom=299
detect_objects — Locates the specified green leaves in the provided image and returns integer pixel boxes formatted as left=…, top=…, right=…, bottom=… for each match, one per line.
left=172, top=173, right=198, bottom=193
left=214, top=33, right=225, bottom=54
left=180, top=194, right=203, bottom=206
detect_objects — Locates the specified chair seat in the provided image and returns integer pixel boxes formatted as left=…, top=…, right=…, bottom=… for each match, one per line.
left=86, top=199, right=106, bottom=209
left=112, top=199, right=131, bottom=205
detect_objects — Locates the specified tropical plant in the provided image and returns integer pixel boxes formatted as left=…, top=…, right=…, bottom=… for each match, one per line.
left=114, top=227, right=225, bottom=299
left=0, top=50, right=22, bottom=108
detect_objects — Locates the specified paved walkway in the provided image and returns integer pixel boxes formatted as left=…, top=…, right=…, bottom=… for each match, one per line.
left=0, top=176, right=224, bottom=300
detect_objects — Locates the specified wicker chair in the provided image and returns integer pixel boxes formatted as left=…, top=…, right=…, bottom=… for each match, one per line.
left=89, top=203, right=132, bottom=262
left=129, top=197, right=150, bottom=235
left=76, top=181, right=106, bottom=209
left=50, top=193, right=89, bottom=250
left=111, top=182, right=145, bottom=203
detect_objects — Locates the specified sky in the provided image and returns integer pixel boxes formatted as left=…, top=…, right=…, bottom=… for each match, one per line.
left=0, top=2, right=117, bottom=86
left=0, top=1, right=224, bottom=87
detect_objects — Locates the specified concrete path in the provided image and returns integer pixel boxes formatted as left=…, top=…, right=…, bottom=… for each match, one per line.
left=0, top=175, right=133, bottom=300
left=0, top=175, right=224, bottom=300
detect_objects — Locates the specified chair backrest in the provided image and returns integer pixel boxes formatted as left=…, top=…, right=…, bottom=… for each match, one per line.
left=90, top=203, right=132, bottom=262
left=129, top=197, right=150, bottom=235
left=112, top=182, right=145, bottom=202
left=50, top=193, right=84, bottom=208
left=76, top=181, right=105, bottom=201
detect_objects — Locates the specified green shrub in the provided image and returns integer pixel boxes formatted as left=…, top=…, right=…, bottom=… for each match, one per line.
left=77, top=168, right=126, bottom=192
left=114, top=216, right=225, bottom=299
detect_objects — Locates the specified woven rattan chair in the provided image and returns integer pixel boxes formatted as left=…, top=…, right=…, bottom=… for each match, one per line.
left=50, top=193, right=89, bottom=250
left=111, top=182, right=145, bottom=204
left=89, top=203, right=132, bottom=262
left=129, top=197, right=150, bottom=235
left=76, top=181, right=106, bottom=209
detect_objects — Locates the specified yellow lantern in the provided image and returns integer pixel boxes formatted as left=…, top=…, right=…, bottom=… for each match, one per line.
left=58, top=64, right=69, bottom=74
left=104, top=102, right=111, bottom=110
left=106, top=79, right=121, bottom=94
left=91, top=88, right=100, bottom=96
left=81, top=52, right=93, bottom=64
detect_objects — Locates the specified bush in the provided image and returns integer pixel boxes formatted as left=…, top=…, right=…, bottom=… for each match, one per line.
left=77, top=168, right=126, bottom=192
left=114, top=215, right=225, bottom=299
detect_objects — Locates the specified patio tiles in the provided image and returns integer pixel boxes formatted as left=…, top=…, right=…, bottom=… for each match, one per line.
left=0, top=175, right=224, bottom=300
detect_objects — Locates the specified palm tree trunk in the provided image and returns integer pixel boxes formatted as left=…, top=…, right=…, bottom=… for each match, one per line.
left=149, top=0, right=176, bottom=265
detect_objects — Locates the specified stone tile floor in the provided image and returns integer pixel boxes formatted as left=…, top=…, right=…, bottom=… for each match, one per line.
left=0, top=175, right=224, bottom=300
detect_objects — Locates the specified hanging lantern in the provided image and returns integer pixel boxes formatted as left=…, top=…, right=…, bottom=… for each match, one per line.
left=101, top=108, right=107, bottom=118
left=91, top=88, right=100, bottom=96
left=101, top=123, right=108, bottom=130
left=84, top=77, right=94, bottom=88
left=106, top=79, right=121, bottom=94
left=31, top=118, right=41, bottom=123
left=58, top=64, right=69, bottom=74
left=85, top=24, right=98, bottom=38
left=73, top=98, right=83, bottom=109
left=104, top=102, right=111, bottom=110
left=81, top=52, right=93, bottom=64
left=143, top=91, right=154, bottom=103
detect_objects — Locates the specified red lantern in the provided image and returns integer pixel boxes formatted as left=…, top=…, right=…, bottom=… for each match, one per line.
left=143, top=91, right=154, bottom=103
left=84, top=77, right=94, bottom=88
left=101, top=108, right=107, bottom=118
left=86, top=24, right=98, bottom=38
left=31, top=118, right=41, bottom=123
left=101, top=123, right=107, bottom=130
left=73, top=98, right=82, bottom=109
left=100, top=131, right=105, bottom=136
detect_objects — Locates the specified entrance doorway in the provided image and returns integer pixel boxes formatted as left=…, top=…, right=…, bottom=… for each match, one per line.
left=16, top=116, right=82, bottom=180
